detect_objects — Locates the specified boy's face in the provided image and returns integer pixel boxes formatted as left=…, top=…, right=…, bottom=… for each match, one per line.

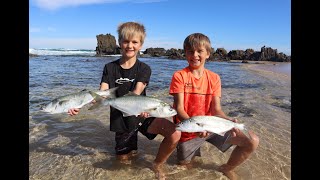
left=185, top=45, right=210, bottom=69
left=119, top=34, right=143, bottom=59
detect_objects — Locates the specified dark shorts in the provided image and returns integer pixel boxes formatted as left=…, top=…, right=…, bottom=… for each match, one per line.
left=115, top=117, right=157, bottom=155
left=176, top=131, right=233, bottom=162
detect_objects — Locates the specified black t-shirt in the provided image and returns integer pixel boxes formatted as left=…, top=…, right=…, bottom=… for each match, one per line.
left=100, top=59, right=152, bottom=132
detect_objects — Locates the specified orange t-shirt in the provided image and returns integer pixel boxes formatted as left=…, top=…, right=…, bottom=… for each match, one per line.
left=169, top=67, right=221, bottom=142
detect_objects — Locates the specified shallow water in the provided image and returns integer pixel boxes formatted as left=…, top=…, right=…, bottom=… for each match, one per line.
left=29, top=56, right=291, bottom=180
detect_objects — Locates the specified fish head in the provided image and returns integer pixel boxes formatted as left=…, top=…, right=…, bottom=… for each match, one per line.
left=147, top=102, right=177, bottom=118
left=41, top=100, right=68, bottom=114
left=175, top=119, right=206, bottom=132
left=41, top=101, right=57, bottom=113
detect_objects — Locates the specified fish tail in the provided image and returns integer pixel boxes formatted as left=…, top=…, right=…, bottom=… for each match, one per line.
left=242, top=127, right=253, bottom=140
left=88, top=91, right=104, bottom=101
left=88, top=98, right=110, bottom=110
left=235, top=123, right=253, bottom=140
left=238, top=120, right=258, bottom=140
left=107, top=87, right=119, bottom=99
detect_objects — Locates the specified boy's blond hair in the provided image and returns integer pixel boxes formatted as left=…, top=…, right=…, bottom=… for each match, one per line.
left=117, top=22, right=146, bottom=45
left=183, top=33, right=212, bottom=54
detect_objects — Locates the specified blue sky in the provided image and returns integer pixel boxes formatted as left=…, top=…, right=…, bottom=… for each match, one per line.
left=29, top=0, right=291, bottom=55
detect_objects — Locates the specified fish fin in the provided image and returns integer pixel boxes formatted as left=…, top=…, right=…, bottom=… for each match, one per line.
left=122, top=112, right=130, bottom=117
left=106, top=86, right=119, bottom=99
left=216, top=131, right=228, bottom=136
left=123, top=91, right=138, bottom=96
left=88, top=97, right=106, bottom=110
left=122, top=112, right=135, bottom=117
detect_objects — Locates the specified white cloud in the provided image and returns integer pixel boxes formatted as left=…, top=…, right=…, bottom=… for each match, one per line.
left=32, top=0, right=166, bottom=11
left=47, top=27, right=57, bottom=32
left=30, top=27, right=41, bottom=33
left=143, top=37, right=182, bottom=50
left=29, top=37, right=97, bottom=49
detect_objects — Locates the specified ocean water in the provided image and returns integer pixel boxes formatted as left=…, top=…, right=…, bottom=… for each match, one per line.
left=29, top=55, right=291, bottom=180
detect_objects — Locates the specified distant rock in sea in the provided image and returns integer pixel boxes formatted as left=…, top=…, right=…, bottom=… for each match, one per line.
left=29, top=53, right=38, bottom=57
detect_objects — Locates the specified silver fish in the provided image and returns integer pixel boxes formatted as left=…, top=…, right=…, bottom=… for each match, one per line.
left=41, top=87, right=118, bottom=114
left=89, top=92, right=177, bottom=118
left=175, top=116, right=246, bottom=137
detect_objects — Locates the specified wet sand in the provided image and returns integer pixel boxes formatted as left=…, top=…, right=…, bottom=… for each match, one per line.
left=232, top=60, right=291, bottom=77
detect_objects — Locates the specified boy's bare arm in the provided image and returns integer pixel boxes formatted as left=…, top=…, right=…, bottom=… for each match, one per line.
left=132, top=82, right=147, bottom=95
left=210, top=96, right=228, bottom=118
left=173, top=93, right=190, bottom=120
left=100, top=82, right=109, bottom=91
left=211, top=96, right=237, bottom=122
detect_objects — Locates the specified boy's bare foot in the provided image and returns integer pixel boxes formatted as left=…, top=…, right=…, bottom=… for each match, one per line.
left=152, top=162, right=166, bottom=180
left=130, top=150, right=138, bottom=157
left=116, top=154, right=131, bottom=164
left=116, top=151, right=136, bottom=164
left=116, top=150, right=138, bottom=164
left=178, top=161, right=193, bottom=169
left=218, top=164, right=238, bottom=180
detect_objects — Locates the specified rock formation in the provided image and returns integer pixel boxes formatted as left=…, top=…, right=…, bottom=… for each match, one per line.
left=95, top=34, right=120, bottom=56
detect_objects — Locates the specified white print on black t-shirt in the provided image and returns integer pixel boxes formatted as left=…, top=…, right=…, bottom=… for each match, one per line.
left=115, top=77, right=135, bottom=84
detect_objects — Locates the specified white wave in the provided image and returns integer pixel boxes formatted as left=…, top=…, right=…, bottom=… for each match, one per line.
left=29, top=48, right=96, bottom=56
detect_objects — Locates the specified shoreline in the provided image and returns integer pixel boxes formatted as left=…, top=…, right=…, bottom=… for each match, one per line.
left=230, top=60, right=291, bottom=78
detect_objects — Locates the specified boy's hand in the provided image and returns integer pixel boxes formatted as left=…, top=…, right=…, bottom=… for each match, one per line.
left=68, top=108, right=80, bottom=116
left=139, top=112, right=150, bottom=118
left=228, top=117, right=238, bottom=123
left=196, top=131, right=209, bottom=138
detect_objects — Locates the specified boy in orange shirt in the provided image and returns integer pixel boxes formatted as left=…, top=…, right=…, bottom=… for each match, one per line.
left=169, top=33, right=259, bottom=180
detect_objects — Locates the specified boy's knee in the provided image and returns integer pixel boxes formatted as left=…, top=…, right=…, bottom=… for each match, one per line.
left=246, top=131, right=259, bottom=152
left=171, top=130, right=181, bottom=143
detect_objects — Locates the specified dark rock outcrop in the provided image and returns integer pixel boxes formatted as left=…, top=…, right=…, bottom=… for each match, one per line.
left=228, top=50, right=245, bottom=60
left=143, top=48, right=166, bottom=57
left=95, top=33, right=291, bottom=62
left=95, top=34, right=120, bottom=56
left=165, top=48, right=184, bottom=59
